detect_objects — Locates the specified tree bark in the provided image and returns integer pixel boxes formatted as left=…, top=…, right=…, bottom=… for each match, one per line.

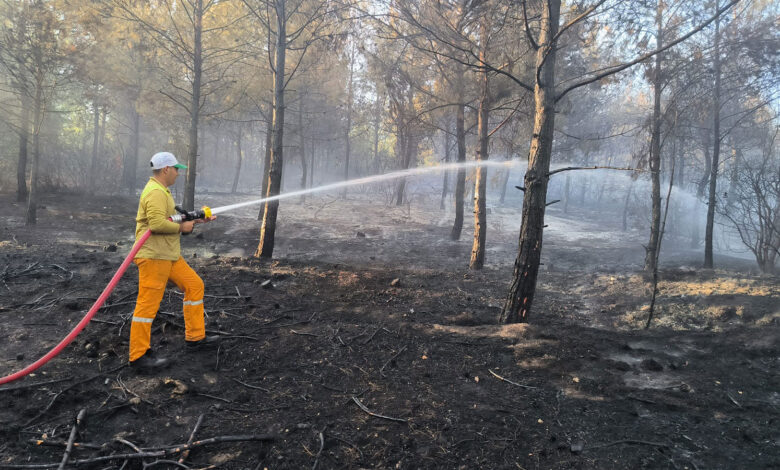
left=16, top=94, right=29, bottom=202
left=256, top=0, right=286, bottom=259
left=231, top=126, right=243, bottom=193
left=258, top=108, right=273, bottom=220
left=704, top=5, right=721, bottom=269
left=500, top=0, right=560, bottom=323
left=470, top=19, right=490, bottom=270
left=644, top=2, right=664, bottom=272
left=184, top=0, right=203, bottom=210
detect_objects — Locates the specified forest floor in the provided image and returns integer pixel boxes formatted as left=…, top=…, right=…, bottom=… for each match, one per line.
left=0, top=189, right=778, bottom=470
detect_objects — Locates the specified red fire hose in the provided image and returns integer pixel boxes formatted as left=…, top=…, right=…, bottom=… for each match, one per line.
left=0, top=229, right=152, bottom=386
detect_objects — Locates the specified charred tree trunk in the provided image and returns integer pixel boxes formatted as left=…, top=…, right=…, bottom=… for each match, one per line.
left=644, top=4, right=664, bottom=272
left=258, top=110, right=273, bottom=220
left=450, top=72, right=467, bottom=240
left=256, top=0, right=286, bottom=259
left=470, top=21, right=490, bottom=270
left=123, top=103, right=140, bottom=193
left=563, top=173, right=571, bottom=214
left=697, top=127, right=711, bottom=198
left=184, top=0, right=203, bottom=211
left=231, top=126, right=243, bottom=194
left=16, top=94, right=29, bottom=202
left=704, top=7, right=722, bottom=269
left=25, top=78, right=43, bottom=226
left=440, top=120, right=452, bottom=210
left=500, top=0, right=559, bottom=323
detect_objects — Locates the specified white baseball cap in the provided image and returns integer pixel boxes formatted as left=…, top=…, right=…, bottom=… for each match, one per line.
left=150, top=151, right=188, bottom=170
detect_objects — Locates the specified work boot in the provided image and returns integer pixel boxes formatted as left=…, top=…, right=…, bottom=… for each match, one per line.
left=185, top=335, right=221, bottom=351
left=129, top=353, right=170, bottom=372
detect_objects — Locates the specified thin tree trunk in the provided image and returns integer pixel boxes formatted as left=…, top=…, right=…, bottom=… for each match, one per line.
left=470, top=19, right=490, bottom=270
left=450, top=73, right=467, bottom=240
left=563, top=172, right=571, bottom=214
left=258, top=111, right=273, bottom=220
left=500, top=0, right=560, bottom=323
left=231, top=126, right=243, bottom=193
left=697, top=127, right=711, bottom=198
left=89, top=100, right=100, bottom=194
left=622, top=179, right=633, bottom=231
left=299, top=96, right=307, bottom=196
left=440, top=121, right=451, bottom=210
left=16, top=95, right=29, bottom=202
left=123, top=104, right=140, bottom=193
left=704, top=6, right=721, bottom=269
left=184, top=0, right=203, bottom=210
left=644, top=3, right=664, bottom=272
left=25, top=81, right=43, bottom=226
left=256, top=0, right=286, bottom=259
left=342, top=47, right=354, bottom=199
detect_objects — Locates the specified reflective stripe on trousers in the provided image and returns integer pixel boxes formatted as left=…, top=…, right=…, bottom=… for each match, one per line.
left=129, top=257, right=206, bottom=361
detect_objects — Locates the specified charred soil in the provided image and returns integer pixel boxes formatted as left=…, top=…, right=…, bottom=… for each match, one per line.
left=0, top=191, right=778, bottom=469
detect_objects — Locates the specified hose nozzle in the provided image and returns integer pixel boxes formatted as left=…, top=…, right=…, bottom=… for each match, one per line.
left=171, top=205, right=212, bottom=223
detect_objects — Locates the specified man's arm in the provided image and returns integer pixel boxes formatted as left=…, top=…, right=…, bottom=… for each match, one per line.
left=144, top=190, right=181, bottom=234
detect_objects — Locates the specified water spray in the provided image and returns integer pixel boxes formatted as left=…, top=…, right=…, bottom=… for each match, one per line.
left=0, top=159, right=519, bottom=386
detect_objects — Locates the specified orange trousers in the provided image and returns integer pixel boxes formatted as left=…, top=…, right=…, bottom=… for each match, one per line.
left=129, top=257, right=206, bottom=361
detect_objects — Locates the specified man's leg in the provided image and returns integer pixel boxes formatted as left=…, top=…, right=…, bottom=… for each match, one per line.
left=169, top=257, right=206, bottom=342
left=129, top=258, right=172, bottom=362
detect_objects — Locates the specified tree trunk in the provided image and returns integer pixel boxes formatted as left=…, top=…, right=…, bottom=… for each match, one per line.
left=500, top=0, right=559, bottom=324
left=231, top=126, right=243, bottom=193
left=123, top=103, right=140, bottom=193
left=256, top=0, right=286, bottom=259
left=440, top=121, right=451, bottom=210
left=373, top=96, right=381, bottom=173
left=342, top=48, right=354, bottom=199
left=450, top=73, right=467, bottom=240
left=184, top=0, right=203, bottom=210
left=25, top=82, right=43, bottom=226
left=499, top=164, right=511, bottom=205
left=697, top=126, right=711, bottom=198
left=470, top=21, right=490, bottom=270
left=563, top=172, right=571, bottom=214
left=258, top=109, right=273, bottom=220
left=704, top=7, right=721, bottom=269
left=16, top=95, right=29, bottom=202
left=89, top=100, right=100, bottom=194
left=299, top=96, right=307, bottom=194
left=644, top=3, right=664, bottom=272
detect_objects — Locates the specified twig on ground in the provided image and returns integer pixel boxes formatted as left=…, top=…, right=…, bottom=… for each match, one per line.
left=351, top=397, right=407, bottom=423
left=626, top=395, right=657, bottom=405
left=27, top=439, right=103, bottom=450
left=290, top=329, right=319, bottom=337
left=379, top=346, right=407, bottom=377
left=0, top=435, right=277, bottom=468
left=196, top=392, right=232, bottom=403
left=177, top=414, right=204, bottom=464
left=362, top=324, right=383, bottom=345
left=57, top=409, right=86, bottom=470
left=312, top=432, right=325, bottom=470
left=488, top=369, right=538, bottom=389
left=229, top=377, right=270, bottom=392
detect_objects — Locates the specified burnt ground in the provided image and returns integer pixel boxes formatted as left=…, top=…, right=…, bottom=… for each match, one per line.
left=0, top=190, right=778, bottom=470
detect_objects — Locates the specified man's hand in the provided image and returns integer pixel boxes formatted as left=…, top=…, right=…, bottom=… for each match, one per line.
left=194, top=216, right=217, bottom=224
left=180, top=220, right=195, bottom=234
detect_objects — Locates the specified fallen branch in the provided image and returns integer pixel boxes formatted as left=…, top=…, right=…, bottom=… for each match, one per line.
left=351, top=397, right=407, bottom=423
left=177, top=414, right=204, bottom=464
left=57, top=409, right=86, bottom=470
left=583, top=439, right=669, bottom=451
left=488, top=369, right=538, bottom=389
left=0, top=377, right=73, bottom=393
left=0, top=435, right=277, bottom=468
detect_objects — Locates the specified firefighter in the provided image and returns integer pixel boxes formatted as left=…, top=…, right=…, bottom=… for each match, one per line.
left=129, top=151, right=219, bottom=371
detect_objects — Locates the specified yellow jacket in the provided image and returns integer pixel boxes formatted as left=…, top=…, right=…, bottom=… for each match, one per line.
left=134, top=178, right=181, bottom=260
